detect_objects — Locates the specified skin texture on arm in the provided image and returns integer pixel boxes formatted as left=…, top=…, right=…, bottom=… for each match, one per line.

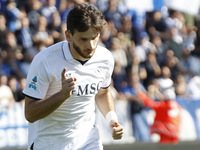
left=25, top=68, right=76, bottom=123
left=95, top=87, right=115, bottom=116
left=95, top=87, right=124, bottom=140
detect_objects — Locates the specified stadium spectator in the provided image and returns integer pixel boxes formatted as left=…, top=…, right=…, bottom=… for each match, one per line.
left=17, top=16, right=33, bottom=50
left=0, top=74, right=15, bottom=110
left=112, top=61, right=127, bottom=93
left=0, top=12, right=9, bottom=51
left=59, top=0, right=74, bottom=24
left=157, top=66, right=176, bottom=99
left=40, top=0, right=57, bottom=25
left=174, top=74, right=188, bottom=99
left=0, top=74, right=8, bottom=86
left=185, top=75, right=200, bottom=100
left=127, top=9, right=146, bottom=45
left=146, top=78, right=162, bottom=100
left=182, top=25, right=197, bottom=52
left=164, top=25, right=183, bottom=60
left=25, top=0, right=42, bottom=31
left=110, top=37, right=128, bottom=92
left=164, top=50, right=179, bottom=80
left=133, top=32, right=156, bottom=64
left=110, top=37, right=128, bottom=69
left=117, top=15, right=134, bottom=65
left=146, top=10, right=168, bottom=39
left=16, top=77, right=26, bottom=103
left=150, top=33, right=168, bottom=66
left=117, top=31, right=134, bottom=66
left=7, top=76, right=18, bottom=101
left=7, top=75, right=25, bottom=103
left=18, top=51, right=33, bottom=77
left=1, top=31, right=24, bottom=79
left=192, top=27, right=200, bottom=57
left=4, top=0, right=26, bottom=32
left=143, top=51, right=161, bottom=88
left=123, top=66, right=151, bottom=142
left=48, top=10, right=64, bottom=43
left=177, top=47, right=200, bottom=81
left=104, top=0, right=127, bottom=30
left=7, top=76, right=26, bottom=103
left=136, top=83, right=182, bottom=144
left=164, top=10, right=188, bottom=60
left=32, top=15, right=54, bottom=47
left=118, top=15, right=133, bottom=48
left=100, top=17, right=118, bottom=48
left=165, top=10, right=186, bottom=43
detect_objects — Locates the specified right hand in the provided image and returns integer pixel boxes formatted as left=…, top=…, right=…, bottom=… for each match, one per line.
left=60, top=68, right=77, bottom=99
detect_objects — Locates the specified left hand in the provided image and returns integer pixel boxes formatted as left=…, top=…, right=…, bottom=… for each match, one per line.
left=110, top=120, right=124, bottom=140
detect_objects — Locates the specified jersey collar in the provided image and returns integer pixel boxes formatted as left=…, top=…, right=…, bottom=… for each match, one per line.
left=62, top=41, right=74, bottom=61
left=62, top=41, right=98, bottom=65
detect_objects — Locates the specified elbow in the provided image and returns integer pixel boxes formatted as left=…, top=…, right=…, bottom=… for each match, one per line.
left=25, top=112, right=37, bottom=123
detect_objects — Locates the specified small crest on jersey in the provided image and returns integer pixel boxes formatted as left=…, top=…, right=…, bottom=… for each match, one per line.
left=96, top=68, right=103, bottom=76
left=65, top=71, right=76, bottom=78
left=28, top=76, right=37, bottom=90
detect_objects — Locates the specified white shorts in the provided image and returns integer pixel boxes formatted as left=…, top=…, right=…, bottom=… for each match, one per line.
left=31, top=125, right=103, bottom=150
left=76, top=125, right=103, bottom=150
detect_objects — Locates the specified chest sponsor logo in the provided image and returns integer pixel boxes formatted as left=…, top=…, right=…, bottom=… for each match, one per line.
left=72, top=81, right=103, bottom=96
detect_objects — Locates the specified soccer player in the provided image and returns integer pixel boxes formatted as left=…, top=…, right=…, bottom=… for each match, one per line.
left=22, top=2, right=123, bottom=150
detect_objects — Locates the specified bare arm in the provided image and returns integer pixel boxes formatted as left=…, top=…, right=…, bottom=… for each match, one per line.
left=95, top=87, right=124, bottom=140
left=95, top=87, right=115, bottom=117
left=25, top=68, right=76, bottom=123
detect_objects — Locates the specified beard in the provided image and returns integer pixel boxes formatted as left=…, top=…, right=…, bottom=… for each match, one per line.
left=73, top=41, right=96, bottom=59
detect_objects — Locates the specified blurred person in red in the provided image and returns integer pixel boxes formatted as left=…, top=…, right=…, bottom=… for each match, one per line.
left=136, top=83, right=182, bottom=144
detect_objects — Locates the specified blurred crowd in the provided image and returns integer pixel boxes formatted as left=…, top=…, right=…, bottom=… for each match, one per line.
left=1, top=0, right=200, bottom=145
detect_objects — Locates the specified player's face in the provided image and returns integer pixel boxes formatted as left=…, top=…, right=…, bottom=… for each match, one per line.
left=66, top=28, right=100, bottom=60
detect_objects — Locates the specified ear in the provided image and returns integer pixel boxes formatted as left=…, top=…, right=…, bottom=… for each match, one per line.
left=65, top=30, right=71, bottom=41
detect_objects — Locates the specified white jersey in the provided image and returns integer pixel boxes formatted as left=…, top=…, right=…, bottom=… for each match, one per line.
left=22, top=41, right=114, bottom=150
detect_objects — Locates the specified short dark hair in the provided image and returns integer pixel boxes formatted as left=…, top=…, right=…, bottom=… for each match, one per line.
left=67, top=3, right=105, bottom=35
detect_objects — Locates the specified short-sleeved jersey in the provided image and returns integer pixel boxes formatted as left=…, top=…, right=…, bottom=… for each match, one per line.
left=22, top=41, right=114, bottom=150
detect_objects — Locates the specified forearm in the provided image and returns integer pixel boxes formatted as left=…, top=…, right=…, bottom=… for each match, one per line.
left=96, top=87, right=123, bottom=140
left=95, top=87, right=116, bottom=118
left=137, top=92, right=157, bottom=108
left=25, top=68, right=76, bottom=123
left=25, top=90, right=69, bottom=123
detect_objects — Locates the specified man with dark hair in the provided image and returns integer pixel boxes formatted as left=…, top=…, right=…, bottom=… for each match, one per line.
left=23, top=3, right=123, bottom=150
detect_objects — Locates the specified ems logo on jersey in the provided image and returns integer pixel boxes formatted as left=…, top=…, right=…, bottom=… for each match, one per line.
left=28, top=76, right=37, bottom=90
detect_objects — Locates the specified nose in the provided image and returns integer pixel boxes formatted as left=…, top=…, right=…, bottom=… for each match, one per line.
left=87, top=40, right=95, bottom=50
